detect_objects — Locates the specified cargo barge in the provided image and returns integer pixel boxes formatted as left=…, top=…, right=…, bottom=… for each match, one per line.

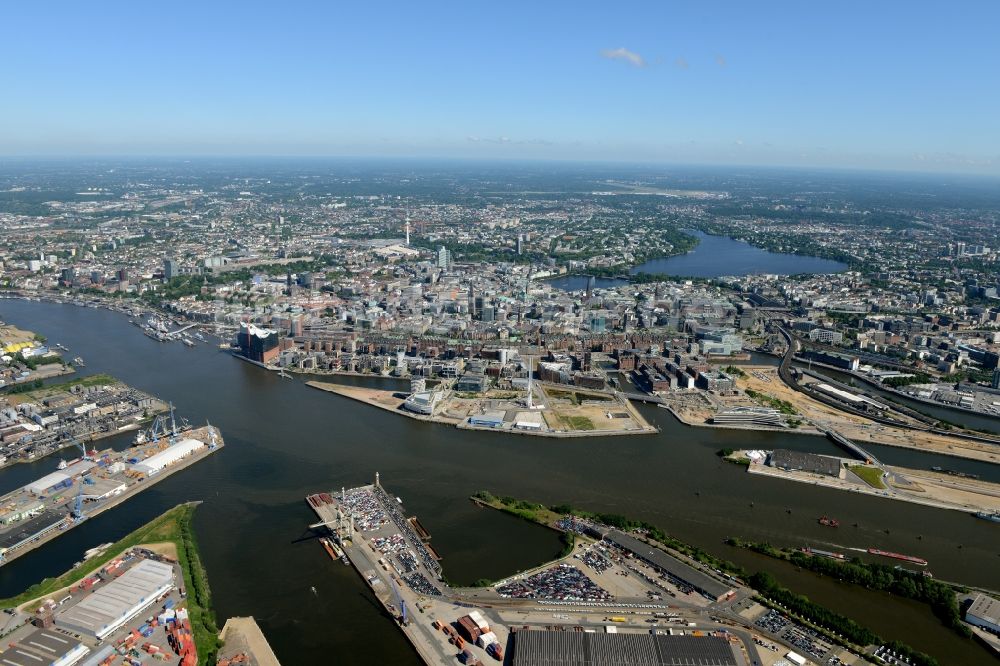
left=320, top=536, right=349, bottom=565
left=867, top=548, right=928, bottom=566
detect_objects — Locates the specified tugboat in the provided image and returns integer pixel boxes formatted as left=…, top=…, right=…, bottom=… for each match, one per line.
left=818, top=516, right=840, bottom=527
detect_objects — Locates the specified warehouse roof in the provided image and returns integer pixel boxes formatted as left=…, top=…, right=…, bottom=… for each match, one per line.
left=605, top=530, right=734, bottom=601
left=25, top=471, right=70, bottom=495
left=513, top=631, right=738, bottom=666
left=131, top=438, right=204, bottom=474
left=969, top=593, right=1000, bottom=625
left=0, top=629, right=88, bottom=666
left=56, top=558, right=174, bottom=638
left=769, top=449, right=842, bottom=477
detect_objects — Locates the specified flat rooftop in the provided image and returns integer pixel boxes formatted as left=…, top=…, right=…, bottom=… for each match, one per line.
left=56, top=558, right=174, bottom=637
left=513, top=631, right=739, bottom=666
left=969, top=593, right=1000, bottom=625
left=604, top=530, right=734, bottom=600
left=0, top=629, right=87, bottom=666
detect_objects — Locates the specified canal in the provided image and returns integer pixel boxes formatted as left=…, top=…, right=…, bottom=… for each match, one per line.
left=0, top=300, right=995, bottom=664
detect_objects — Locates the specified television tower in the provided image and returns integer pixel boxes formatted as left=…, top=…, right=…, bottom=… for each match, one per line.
left=405, top=215, right=411, bottom=246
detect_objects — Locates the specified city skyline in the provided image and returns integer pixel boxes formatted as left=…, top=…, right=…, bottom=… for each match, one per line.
left=3, top=2, right=999, bottom=174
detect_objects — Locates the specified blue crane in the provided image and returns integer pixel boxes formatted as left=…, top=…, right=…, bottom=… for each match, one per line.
left=68, top=437, right=93, bottom=522
left=149, top=415, right=166, bottom=444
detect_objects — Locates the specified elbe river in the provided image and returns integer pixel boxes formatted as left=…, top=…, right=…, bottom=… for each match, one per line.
left=0, top=301, right=995, bottom=664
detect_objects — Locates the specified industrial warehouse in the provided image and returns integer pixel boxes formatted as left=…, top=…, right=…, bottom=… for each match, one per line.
left=130, top=438, right=205, bottom=476
left=512, top=631, right=740, bottom=666
left=0, top=628, right=90, bottom=666
left=1, top=548, right=202, bottom=665
left=56, top=559, right=175, bottom=639
left=767, top=449, right=844, bottom=479
left=602, top=530, right=736, bottom=603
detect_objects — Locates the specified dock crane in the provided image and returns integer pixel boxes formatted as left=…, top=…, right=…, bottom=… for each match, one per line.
left=67, top=436, right=93, bottom=523
left=167, top=403, right=179, bottom=444
left=149, top=415, right=167, bottom=444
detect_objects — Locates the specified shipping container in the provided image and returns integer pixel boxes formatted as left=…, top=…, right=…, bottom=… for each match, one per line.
left=469, top=610, right=490, bottom=632
left=457, top=616, right=481, bottom=642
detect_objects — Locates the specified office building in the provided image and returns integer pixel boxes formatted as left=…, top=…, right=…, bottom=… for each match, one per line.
left=437, top=246, right=452, bottom=271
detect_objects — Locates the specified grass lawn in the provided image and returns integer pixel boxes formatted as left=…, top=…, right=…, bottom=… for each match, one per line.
left=0, top=503, right=222, bottom=663
left=849, top=465, right=887, bottom=489
left=558, top=414, right=595, bottom=430
left=8, top=373, right=119, bottom=402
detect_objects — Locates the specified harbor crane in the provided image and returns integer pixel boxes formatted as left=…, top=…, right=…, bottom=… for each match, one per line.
left=65, top=436, right=93, bottom=523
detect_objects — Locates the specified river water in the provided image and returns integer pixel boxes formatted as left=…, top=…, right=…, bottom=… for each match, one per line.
left=0, top=300, right=995, bottom=665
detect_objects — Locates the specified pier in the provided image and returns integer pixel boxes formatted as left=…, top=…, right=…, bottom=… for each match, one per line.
left=0, top=425, right=224, bottom=567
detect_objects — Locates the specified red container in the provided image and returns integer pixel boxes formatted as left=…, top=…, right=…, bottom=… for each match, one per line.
left=457, top=616, right=480, bottom=642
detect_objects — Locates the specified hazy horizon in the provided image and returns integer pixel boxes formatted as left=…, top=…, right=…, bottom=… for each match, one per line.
left=3, top=2, right=998, bottom=175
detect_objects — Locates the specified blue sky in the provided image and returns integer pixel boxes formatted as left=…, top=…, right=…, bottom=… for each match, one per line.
left=3, top=1, right=999, bottom=173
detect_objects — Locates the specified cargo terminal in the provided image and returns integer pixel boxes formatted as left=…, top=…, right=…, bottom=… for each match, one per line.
left=0, top=425, right=223, bottom=566
left=303, top=477, right=865, bottom=666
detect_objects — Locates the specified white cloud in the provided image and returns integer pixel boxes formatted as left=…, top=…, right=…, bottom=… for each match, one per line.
left=600, top=47, right=646, bottom=68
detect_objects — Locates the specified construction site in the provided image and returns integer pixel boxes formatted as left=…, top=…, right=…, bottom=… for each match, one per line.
left=306, top=379, right=657, bottom=438
left=0, top=422, right=223, bottom=567
left=730, top=447, right=1000, bottom=516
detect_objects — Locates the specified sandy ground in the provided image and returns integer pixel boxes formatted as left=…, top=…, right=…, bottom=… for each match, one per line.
left=0, top=323, right=38, bottom=346
left=738, top=367, right=1000, bottom=464
left=136, top=541, right=179, bottom=560
left=746, top=461, right=1000, bottom=513
left=218, top=616, right=282, bottom=666
left=891, top=468, right=1000, bottom=511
